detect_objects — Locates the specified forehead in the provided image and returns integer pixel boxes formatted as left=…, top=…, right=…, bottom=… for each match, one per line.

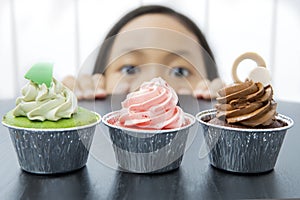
left=108, top=14, right=206, bottom=66
left=119, top=13, right=198, bottom=41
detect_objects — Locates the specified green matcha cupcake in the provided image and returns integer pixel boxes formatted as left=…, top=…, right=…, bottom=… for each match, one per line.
left=2, top=63, right=101, bottom=174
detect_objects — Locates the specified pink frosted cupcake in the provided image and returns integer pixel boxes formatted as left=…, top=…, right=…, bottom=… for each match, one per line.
left=102, top=77, right=195, bottom=173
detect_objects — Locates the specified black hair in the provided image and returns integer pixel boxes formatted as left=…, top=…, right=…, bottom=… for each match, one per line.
left=93, top=5, right=219, bottom=80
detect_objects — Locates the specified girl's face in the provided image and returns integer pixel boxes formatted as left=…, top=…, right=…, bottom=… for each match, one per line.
left=104, top=13, right=210, bottom=94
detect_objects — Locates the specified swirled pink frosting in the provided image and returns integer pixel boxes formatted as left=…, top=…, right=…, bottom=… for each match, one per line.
left=117, top=77, right=185, bottom=130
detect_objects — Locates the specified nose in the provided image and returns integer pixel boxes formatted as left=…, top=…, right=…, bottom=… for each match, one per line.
left=143, top=63, right=166, bottom=79
left=129, top=64, right=167, bottom=91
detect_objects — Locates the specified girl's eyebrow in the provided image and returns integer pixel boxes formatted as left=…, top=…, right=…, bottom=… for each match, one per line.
left=114, top=48, right=192, bottom=60
left=119, top=48, right=145, bottom=55
left=167, top=50, right=191, bottom=57
left=122, top=48, right=190, bottom=56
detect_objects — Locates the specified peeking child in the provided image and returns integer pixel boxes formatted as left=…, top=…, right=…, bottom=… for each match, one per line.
left=63, top=5, right=224, bottom=100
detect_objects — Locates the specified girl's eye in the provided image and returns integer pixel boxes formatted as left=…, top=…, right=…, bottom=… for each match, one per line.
left=170, top=67, right=190, bottom=77
left=120, top=65, right=140, bottom=75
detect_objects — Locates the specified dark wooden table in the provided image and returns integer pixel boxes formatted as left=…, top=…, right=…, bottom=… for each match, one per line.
left=1, top=95, right=300, bottom=200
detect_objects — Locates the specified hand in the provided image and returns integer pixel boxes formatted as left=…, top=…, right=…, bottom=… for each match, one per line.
left=193, top=78, right=225, bottom=100
left=62, top=73, right=107, bottom=100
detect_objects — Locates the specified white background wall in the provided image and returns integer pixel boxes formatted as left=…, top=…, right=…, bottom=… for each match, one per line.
left=0, top=0, right=299, bottom=102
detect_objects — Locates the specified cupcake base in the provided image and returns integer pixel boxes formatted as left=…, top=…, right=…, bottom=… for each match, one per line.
left=196, top=109, right=293, bottom=174
left=8, top=126, right=96, bottom=174
left=3, top=111, right=101, bottom=175
left=103, top=112, right=195, bottom=174
left=206, top=129, right=286, bottom=174
left=109, top=127, right=188, bottom=174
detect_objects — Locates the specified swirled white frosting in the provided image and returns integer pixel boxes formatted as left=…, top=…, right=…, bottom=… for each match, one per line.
left=13, top=78, right=78, bottom=121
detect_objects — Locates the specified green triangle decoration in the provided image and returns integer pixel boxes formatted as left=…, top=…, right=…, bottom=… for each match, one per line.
left=25, top=63, right=53, bottom=88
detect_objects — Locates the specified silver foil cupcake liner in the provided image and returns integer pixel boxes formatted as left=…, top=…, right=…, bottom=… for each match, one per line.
left=2, top=114, right=101, bottom=174
left=196, top=109, right=294, bottom=173
left=102, top=112, right=195, bottom=173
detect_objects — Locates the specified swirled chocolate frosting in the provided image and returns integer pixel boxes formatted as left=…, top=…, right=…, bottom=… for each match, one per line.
left=215, top=80, right=277, bottom=127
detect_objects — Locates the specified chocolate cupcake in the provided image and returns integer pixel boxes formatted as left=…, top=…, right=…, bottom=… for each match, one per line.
left=196, top=52, right=293, bottom=173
